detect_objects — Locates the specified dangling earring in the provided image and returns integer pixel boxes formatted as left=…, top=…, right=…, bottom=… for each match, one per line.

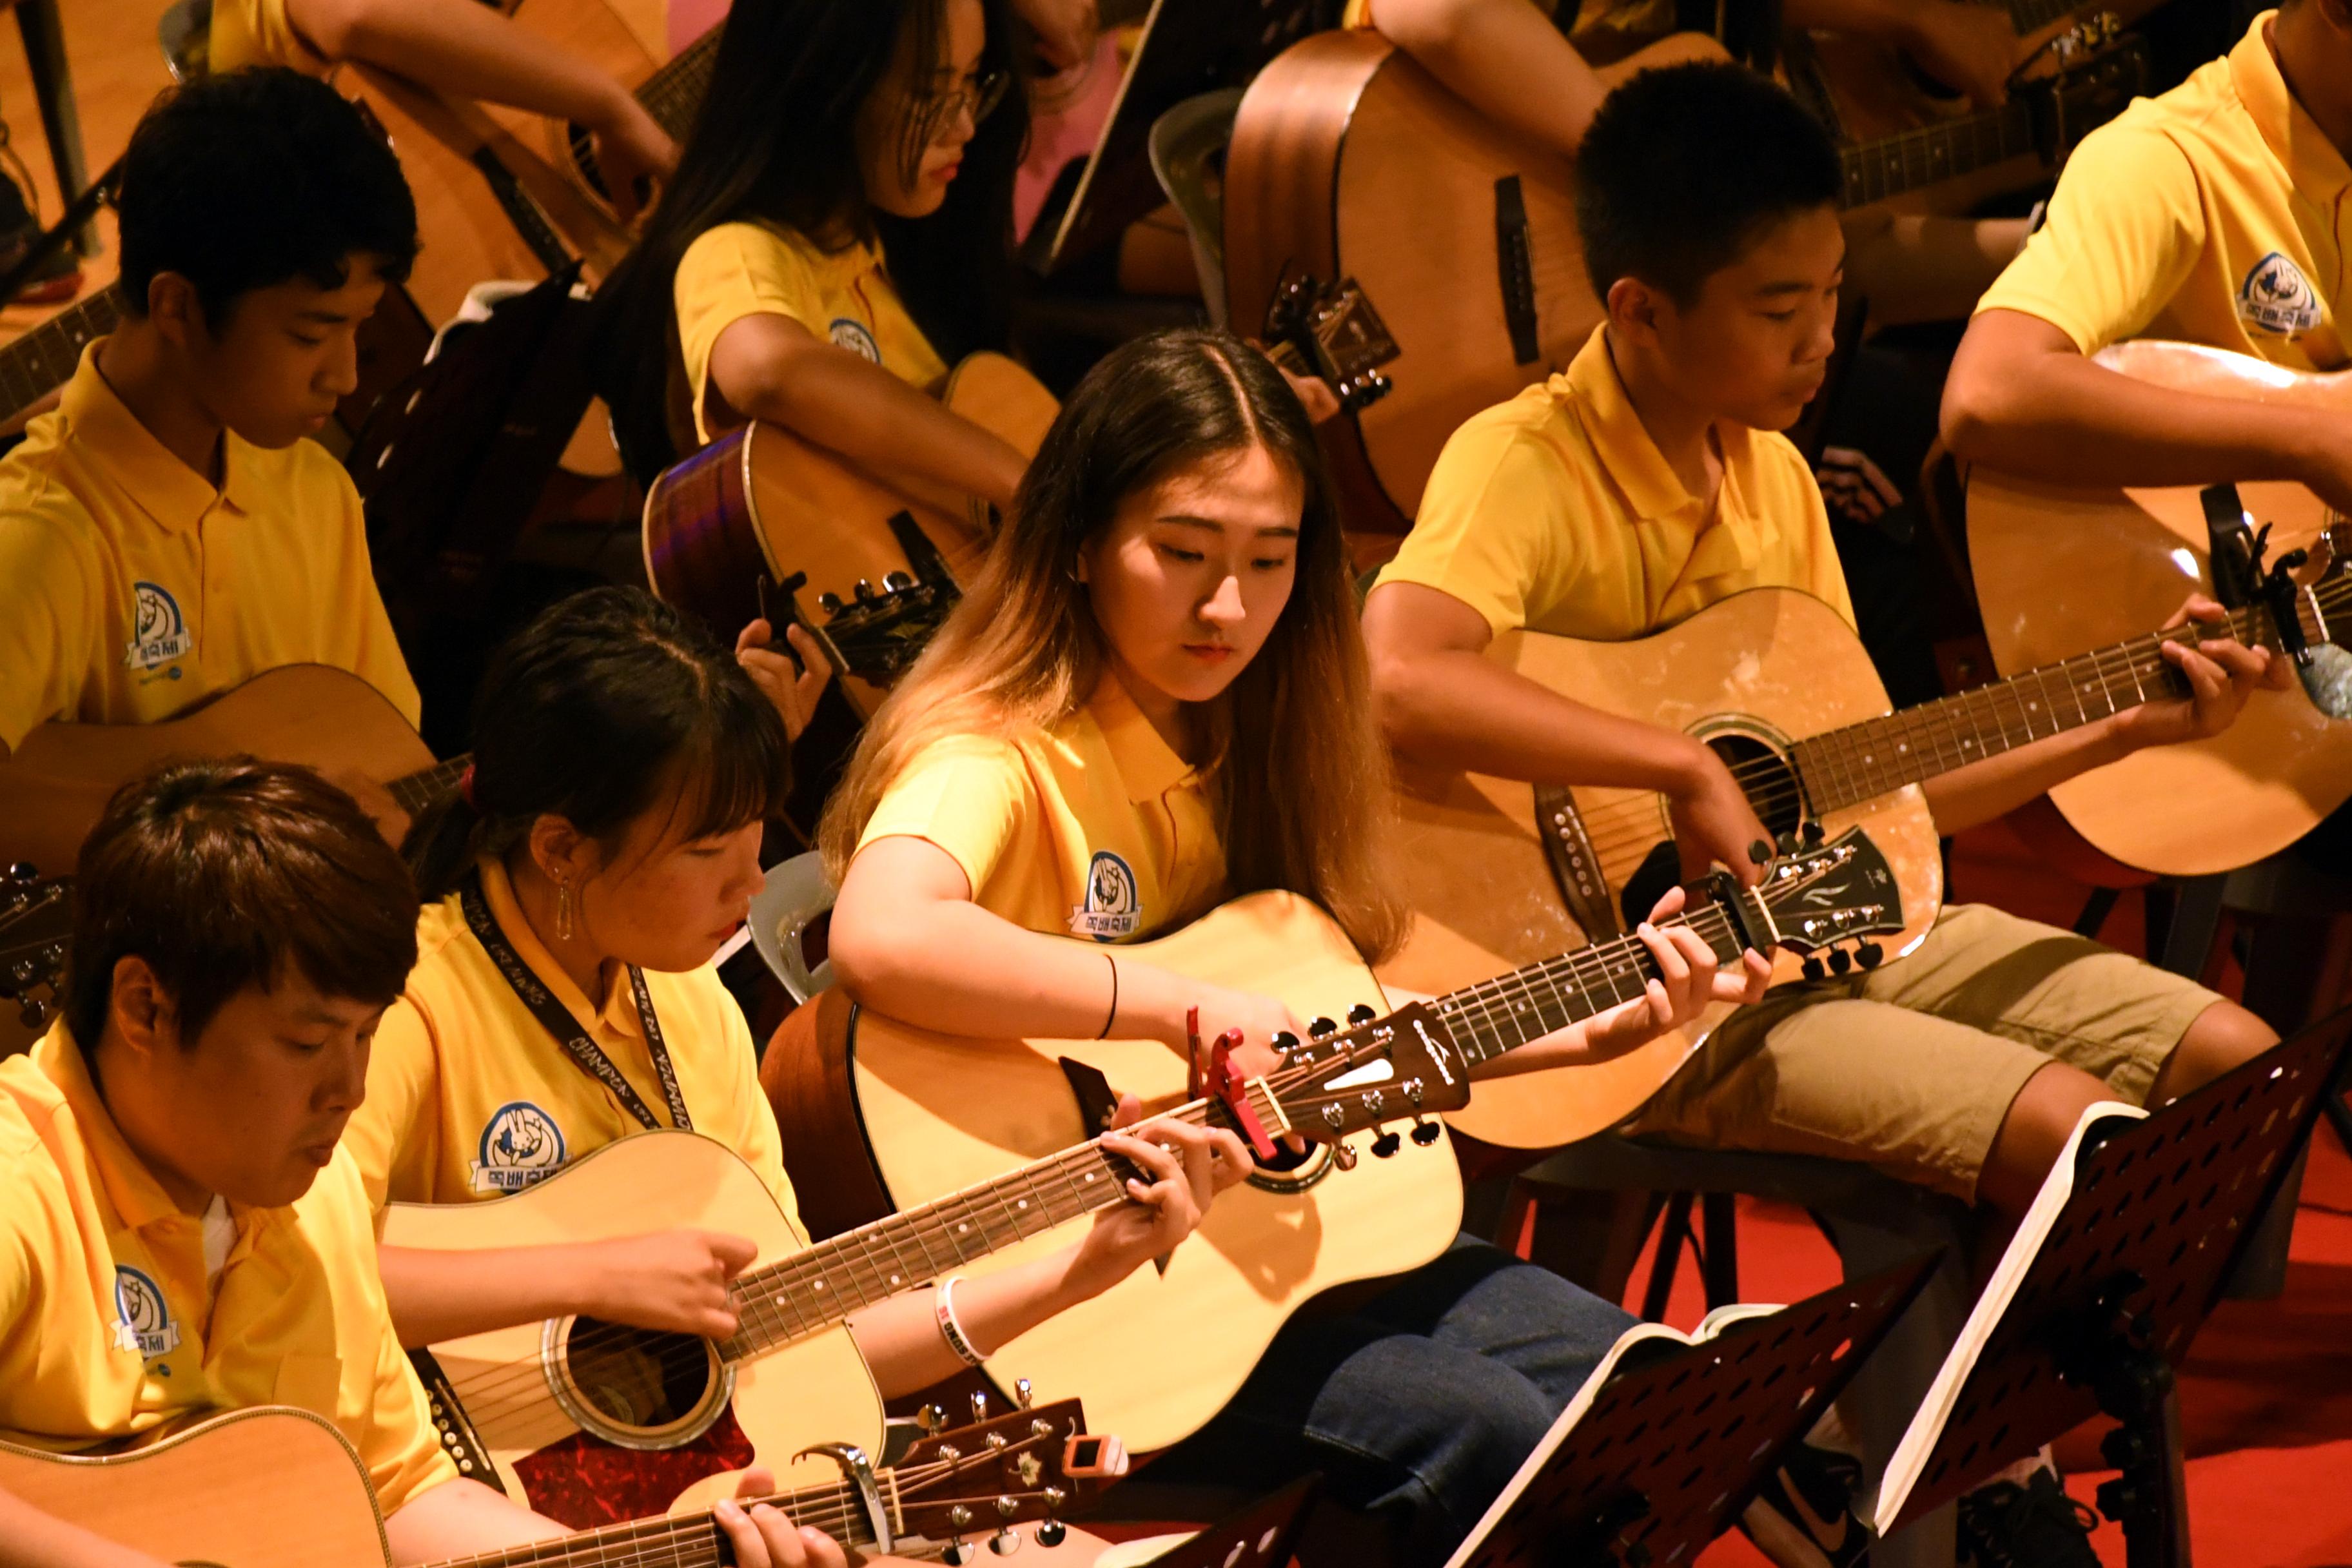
left=555, top=878, right=574, bottom=942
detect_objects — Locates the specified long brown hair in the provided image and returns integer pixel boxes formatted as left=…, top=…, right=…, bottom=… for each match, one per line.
left=820, top=329, right=1404, bottom=959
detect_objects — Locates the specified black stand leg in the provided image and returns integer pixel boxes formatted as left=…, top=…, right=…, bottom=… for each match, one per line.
left=2070, top=1277, right=2193, bottom=1568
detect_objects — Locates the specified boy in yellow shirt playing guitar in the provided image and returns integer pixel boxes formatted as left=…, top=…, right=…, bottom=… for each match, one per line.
left=1360, top=61, right=2283, bottom=1566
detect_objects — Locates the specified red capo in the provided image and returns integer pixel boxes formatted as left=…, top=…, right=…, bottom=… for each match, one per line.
left=1188, top=1005, right=1278, bottom=1160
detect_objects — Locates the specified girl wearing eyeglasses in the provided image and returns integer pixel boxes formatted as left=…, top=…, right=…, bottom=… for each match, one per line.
left=603, top=0, right=1026, bottom=502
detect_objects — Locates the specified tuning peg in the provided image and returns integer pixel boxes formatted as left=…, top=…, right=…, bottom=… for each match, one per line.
left=1749, top=839, right=1773, bottom=865
left=990, top=1526, right=1023, bottom=1555
left=1035, top=1520, right=1068, bottom=1549
left=1308, top=1017, right=1338, bottom=1037
left=818, top=591, right=845, bottom=614
left=1370, top=1131, right=1402, bottom=1159
left=884, top=571, right=916, bottom=591
left=1331, top=1142, right=1358, bottom=1171
left=1411, top=1117, right=1442, bottom=1146
left=1801, top=957, right=1827, bottom=982
left=1775, top=832, right=1799, bottom=856
left=917, top=1404, right=948, bottom=1435
left=1801, top=820, right=1825, bottom=846
left=1346, top=1003, right=1378, bottom=1025
left=970, top=1392, right=990, bottom=1424
left=1014, top=1378, right=1033, bottom=1409
left=3, top=863, right=32, bottom=883
left=1857, top=943, right=1884, bottom=970
left=1271, top=1030, right=1300, bottom=1052
left=1826, top=948, right=1850, bottom=975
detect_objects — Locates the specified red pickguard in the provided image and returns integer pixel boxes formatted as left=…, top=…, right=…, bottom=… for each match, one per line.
left=511, top=1403, right=756, bottom=1529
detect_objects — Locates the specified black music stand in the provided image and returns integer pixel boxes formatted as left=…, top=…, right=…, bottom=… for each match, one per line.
left=1867, top=1010, right=2352, bottom=1568
left=1449, top=1256, right=1939, bottom=1568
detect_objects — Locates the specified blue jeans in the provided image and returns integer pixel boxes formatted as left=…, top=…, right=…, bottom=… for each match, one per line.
left=1150, top=1235, right=1636, bottom=1567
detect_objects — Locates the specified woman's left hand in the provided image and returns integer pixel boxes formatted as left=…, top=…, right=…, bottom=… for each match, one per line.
left=737, top=618, right=834, bottom=743
left=1582, top=885, right=1771, bottom=1059
left=1066, top=1095, right=1252, bottom=1298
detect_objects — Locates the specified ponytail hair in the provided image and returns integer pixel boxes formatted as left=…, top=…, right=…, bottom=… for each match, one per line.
left=404, top=587, right=792, bottom=901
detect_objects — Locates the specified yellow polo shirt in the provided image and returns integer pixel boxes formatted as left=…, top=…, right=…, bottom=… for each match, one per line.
left=0, top=344, right=420, bottom=753
left=206, top=0, right=333, bottom=75
left=674, top=221, right=950, bottom=444
left=0, top=1026, right=455, bottom=1513
left=858, top=677, right=1226, bottom=942
left=344, top=858, right=803, bottom=1233
left=1376, top=325, right=1854, bottom=640
left=1976, top=12, right=2349, bottom=371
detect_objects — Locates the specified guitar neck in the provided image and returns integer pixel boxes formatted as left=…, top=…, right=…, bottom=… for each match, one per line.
left=1839, top=98, right=2035, bottom=208
left=432, top=1468, right=900, bottom=1567
left=1787, top=589, right=2331, bottom=816
left=0, top=284, right=123, bottom=429
left=387, top=754, right=471, bottom=819
left=630, top=26, right=721, bottom=146
left=1423, top=903, right=1751, bottom=1068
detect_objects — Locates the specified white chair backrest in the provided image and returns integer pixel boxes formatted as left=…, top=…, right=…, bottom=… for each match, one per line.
left=747, top=852, right=838, bottom=1005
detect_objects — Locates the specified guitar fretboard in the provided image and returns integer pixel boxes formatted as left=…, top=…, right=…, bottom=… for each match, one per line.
left=1789, top=576, right=2350, bottom=816
left=0, top=284, right=122, bottom=429
left=1839, top=99, right=2035, bottom=208
left=567, top=26, right=721, bottom=178
left=388, top=754, right=473, bottom=818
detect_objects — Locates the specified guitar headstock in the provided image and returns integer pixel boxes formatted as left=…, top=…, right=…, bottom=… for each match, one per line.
left=1261, top=1001, right=1471, bottom=1146
left=1262, top=274, right=1400, bottom=414
left=0, top=865, right=72, bottom=1032
left=2028, top=21, right=2148, bottom=166
left=1723, top=827, right=1905, bottom=977
left=770, top=513, right=963, bottom=690
left=887, top=1398, right=1124, bottom=1552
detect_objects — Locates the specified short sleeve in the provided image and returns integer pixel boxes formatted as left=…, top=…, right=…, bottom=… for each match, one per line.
left=705, top=995, right=807, bottom=1239
left=1376, top=416, right=1575, bottom=638
left=1759, top=436, right=1856, bottom=631
left=343, top=994, right=442, bottom=1215
left=363, top=1333, right=463, bottom=1515
left=674, top=224, right=825, bottom=435
left=1974, top=119, right=2207, bottom=355
left=334, top=482, right=424, bottom=729
left=0, top=504, right=98, bottom=751
left=206, top=0, right=333, bottom=74
left=0, top=1157, right=40, bottom=1348
left=856, top=735, right=1034, bottom=898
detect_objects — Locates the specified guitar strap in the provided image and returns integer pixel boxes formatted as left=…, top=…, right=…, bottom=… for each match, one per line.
left=458, top=872, right=692, bottom=1133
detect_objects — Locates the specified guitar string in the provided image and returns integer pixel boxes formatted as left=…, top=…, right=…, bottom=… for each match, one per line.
left=1557, top=582, right=2344, bottom=863
left=419, top=906, right=1761, bottom=1424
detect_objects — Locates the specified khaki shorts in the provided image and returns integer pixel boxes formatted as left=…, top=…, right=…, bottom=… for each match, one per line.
left=1622, top=903, right=2224, bottom=1202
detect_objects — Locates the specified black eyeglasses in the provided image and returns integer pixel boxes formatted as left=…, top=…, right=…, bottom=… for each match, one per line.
left=918, top=69, right=1011, bottom=142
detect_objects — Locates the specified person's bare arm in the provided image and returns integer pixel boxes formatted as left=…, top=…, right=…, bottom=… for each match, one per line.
left=1361, top=580, right=1772, bottom=883
left=1366, top=0, right=1607, bottom=157
left=1943, top=310, right=2352, bottom=511
left=286, top=0, right=674, bottom=217
left=706, top=315, right=1026, bottom=511
left=1783, top=0, right=2017, bottom=106
left=0, top=1490, right=169, bottom=1568
left=378, top=1231, right=755, bottom=1348
left=383, top=1478, right=569, bottom=1562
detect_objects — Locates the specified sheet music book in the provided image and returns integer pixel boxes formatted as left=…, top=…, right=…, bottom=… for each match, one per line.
left=1859, top=1099, right=2148, bottom=1534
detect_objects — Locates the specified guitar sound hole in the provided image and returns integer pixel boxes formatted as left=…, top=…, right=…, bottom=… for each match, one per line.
left=1705, top=733, right=1803, bottom=838
left=549, top=1316, right=730, bottom=1447
left=1246, top=1139, right=1335, bottom=1193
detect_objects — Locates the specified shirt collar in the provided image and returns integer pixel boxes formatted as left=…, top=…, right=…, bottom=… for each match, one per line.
left=36, top=1023, right=208, bottom=1234
left=59, top=340, right=260, bottom=534
left=2232, top=12, right=2352, bottom=208
left=476, top=857, right=642, bottom=1039
left=1088, top=672, right=1198, bottom=804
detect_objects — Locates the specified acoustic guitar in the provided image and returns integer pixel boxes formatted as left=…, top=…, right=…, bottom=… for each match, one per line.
left=643, top=280, right=1400, bottom=716
left=0, top=866, right=69, bottom=1061
left=1223, top=26, right=2146, bottom=525
left=772, top=837, right=1894, bottom=1453
left=0, top=1400, right=1113, bottom=1567
left=1968, top=340, right=2352, bottom=876
left=0, top=665, right=465, bottom=874
left=1376, top=573, right=2352, bottom=1151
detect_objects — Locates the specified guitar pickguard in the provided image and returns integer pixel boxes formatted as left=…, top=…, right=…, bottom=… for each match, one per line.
left=1531, top=784, right=1623, bottom=939
left=512, top=1402, right=755, bottom=1531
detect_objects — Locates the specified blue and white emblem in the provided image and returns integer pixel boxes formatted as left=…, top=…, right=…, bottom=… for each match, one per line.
left=122, top=582, right=193, bottom=673
left=469, top=1101, right=567, bottom=1193
left=112, top=1265, right=180, bottom=1357
left=1068, top=849, right=1142, bottom=941
left=827, top=317, right=882, bottom=363
left=2237, top=251, right=2321, bottom=338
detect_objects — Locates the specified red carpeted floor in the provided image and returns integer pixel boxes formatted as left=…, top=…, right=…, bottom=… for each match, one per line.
left=1660, top=823, right=2352, bottom=1567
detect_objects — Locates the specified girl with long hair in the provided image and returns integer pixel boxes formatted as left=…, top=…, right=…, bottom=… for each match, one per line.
left=602, top=0, right=1029, bottom=495
left=823, top=330, right=1767, bottom=1565
left=348, top=589, right=1244, bottom=1451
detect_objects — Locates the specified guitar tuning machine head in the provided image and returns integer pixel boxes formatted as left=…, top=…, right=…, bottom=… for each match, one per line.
left=1369, top=1130, right=1402, bottom=1159
left=1308, top=1016, right=1338, bottom=1037
left=917, top=1403, right=948, bottom=1435
left=1857, top=942, right=1884, bottom=970
left=1346, top=1003, right=1378, bottom=1025
left=1035, top=1520, right=1068, bottom=1549
left=1331, top=1142, right=1359, bottom=1171
left=970, top=1391, right=990, bottom=1423
left=854, top=578, right=879, bottom=603
left=1014, top=1377, right=1033, bottom=1409
left=818, top=591, right=845, bottom=614
left=1801, top=957, right=1827, bottom=982
left=989, top=1524, right=1023, bottom=1555
left=1410, top=1117, right=1442, bottom=1146
left=1828, top=948, right=1852, bottom=976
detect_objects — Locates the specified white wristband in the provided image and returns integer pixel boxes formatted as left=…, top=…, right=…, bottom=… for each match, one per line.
left=934, top=1275, right=987, bottom=1367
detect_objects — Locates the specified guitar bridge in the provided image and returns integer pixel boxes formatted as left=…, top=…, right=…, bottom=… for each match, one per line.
left=1531, top=785, right=1622, bottom=938
left=409, top=1348, right=504, bottom=1493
